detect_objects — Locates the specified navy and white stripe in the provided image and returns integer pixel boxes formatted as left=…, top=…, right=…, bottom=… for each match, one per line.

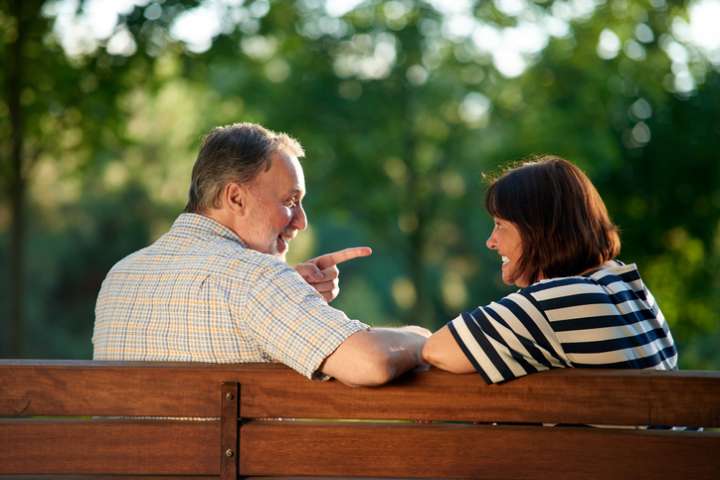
left=448, top=262, right=677, bottom=384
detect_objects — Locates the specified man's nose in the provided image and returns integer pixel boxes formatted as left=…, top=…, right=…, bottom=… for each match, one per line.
left=291, top=204, right=307, bottom=231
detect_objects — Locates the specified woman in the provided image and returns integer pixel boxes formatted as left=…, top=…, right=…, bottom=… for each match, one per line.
left=422, top=155, right=677, bottom=383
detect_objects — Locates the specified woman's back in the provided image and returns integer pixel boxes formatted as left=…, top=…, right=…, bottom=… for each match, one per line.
left=451, top=261, right=677, bottom=384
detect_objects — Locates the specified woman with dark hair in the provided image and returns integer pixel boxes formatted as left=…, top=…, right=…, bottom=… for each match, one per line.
left=422, top=155, right=678, bottom=383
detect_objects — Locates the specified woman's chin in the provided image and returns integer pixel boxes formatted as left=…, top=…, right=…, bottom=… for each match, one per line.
left=501, top=269, right=527, bottom=288
left=500, top=265, right=513, bottom=285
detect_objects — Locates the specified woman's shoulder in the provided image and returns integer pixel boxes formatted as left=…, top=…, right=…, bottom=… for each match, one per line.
left=518, top=275, right=595, bottom=299
left=513, top=260, right=646, bottom=310
left=584, top=260, right=644, bottom=289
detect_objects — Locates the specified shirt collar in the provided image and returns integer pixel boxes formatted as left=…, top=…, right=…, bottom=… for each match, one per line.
left=172, top=213, right=247, bottom=247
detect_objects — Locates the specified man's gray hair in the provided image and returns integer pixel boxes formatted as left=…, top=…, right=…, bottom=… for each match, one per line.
left=185, top=122, right=305, bottom=213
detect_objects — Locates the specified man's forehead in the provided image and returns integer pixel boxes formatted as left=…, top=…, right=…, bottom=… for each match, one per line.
left=257, top=150, right=305, bottom=192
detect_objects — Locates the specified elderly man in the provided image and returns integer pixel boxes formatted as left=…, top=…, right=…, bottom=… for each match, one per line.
left=93, top=122, right=428, bottom=386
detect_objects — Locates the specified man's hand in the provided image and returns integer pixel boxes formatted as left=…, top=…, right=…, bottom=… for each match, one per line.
left=295, top=246, right=372, bottom=302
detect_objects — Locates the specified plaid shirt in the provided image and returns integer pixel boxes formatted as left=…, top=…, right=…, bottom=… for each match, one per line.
left=93, top=213, right=367, bottom=379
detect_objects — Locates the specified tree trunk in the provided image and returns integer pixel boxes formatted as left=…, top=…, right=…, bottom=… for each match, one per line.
left=6, top=0, right=29, bottom=356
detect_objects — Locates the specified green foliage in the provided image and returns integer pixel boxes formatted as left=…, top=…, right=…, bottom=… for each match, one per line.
left=0, top=183, right=160, bottom=357
left=1, top=0, right=718, bottom=368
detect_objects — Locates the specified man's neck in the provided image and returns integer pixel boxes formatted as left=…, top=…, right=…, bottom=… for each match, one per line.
left=200, top=208, right=242, bottom=240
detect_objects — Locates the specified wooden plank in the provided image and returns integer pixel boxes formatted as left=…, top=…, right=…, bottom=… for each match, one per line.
left=0, top=477, right=219, bottom=479
left=0, top=477, right=409, bottom=480
left=1, top=361, right=719, bottom=426
left=0, top=419, right=218, bottom=475
left=0, top=361, right=241, bottom=418
left=240, top=421, right=720, bottom=479
left=242, top=367, right=720, bottom=427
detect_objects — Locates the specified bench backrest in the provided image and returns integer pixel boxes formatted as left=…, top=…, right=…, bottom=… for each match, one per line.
left=1, top=360, right=719, bottom=479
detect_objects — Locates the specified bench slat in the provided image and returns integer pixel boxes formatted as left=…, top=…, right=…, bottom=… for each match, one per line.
left=0, top=477, right=219, bottom=479
left=0, top=419, right=218, bottom=475
left=241, top=421, right=720, bottom=479
left=1, top=361, right=718, bottom=426
left=4, top=418, right=718, bottom=479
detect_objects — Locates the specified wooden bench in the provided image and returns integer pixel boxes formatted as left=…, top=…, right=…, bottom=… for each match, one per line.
left=1, top=360, right=719, bottom=479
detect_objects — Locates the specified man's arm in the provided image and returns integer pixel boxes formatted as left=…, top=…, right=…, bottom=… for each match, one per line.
left=320, top=326, right=430, bottom=387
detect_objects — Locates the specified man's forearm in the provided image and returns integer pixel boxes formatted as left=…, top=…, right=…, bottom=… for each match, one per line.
left=321, top=327, right=429, bottom=387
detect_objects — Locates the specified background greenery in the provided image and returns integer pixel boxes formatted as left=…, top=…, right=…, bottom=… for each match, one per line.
left=2, top=0, right=719, bottom=368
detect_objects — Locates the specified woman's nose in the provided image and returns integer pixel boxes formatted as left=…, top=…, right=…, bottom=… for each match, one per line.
left=486, top=232, right=496, bottom=250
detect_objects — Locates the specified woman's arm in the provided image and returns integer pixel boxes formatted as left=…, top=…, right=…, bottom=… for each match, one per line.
left=422, top=325, right=475, bottom=374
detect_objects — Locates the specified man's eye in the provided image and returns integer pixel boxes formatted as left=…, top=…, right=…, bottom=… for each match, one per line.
left=285, top=199, right=297, bottom=207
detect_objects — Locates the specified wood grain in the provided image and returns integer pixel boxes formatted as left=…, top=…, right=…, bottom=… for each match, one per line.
left=0, top=419, right=218, bottom=475
left=1, top=361, right=718, bottom=426
left=2, top=477, right=219, bottom=479
left=240, top=420, right=720, bottom=479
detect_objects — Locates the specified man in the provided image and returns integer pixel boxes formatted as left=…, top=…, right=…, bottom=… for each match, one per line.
left=93, top=122, right=428, bottom=386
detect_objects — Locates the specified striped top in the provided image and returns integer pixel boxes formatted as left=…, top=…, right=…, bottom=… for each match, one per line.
left=93, top=213, right=367, bottom=379
left=448, top=261, right=677, bottom=384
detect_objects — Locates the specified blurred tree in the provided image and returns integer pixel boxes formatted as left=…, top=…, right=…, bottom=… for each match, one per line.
left=2, top=0, right=52, bottom=355
left=1, top=0, right=718, bottom=368
left=163, top=0, right=512, bottom=327
left=2, top=1, right=27, bottom=354
left=0, top=0, right=168, bottom=354
left=470, top=0, right=720, bottom=366
left=23, top=183, right=159, bottom=357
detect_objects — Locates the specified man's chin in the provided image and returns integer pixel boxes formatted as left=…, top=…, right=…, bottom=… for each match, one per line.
left=275, top=236, right=290, bottom=258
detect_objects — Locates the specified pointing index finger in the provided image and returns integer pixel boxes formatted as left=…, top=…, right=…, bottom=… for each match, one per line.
left=312, top=246, right=372, bottom=269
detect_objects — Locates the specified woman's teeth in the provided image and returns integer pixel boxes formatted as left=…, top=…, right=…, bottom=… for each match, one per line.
left=501, top=256, right=510, bottom=265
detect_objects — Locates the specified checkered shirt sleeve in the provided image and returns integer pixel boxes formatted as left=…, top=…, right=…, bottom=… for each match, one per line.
left=237, top=260, right=368, bottom=379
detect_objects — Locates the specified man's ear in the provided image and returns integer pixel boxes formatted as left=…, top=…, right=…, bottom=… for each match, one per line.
left=223, top=182, right=247, bottom=215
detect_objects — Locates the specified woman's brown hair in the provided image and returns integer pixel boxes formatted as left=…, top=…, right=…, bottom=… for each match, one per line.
left=485, top=155, right=621, bottom=285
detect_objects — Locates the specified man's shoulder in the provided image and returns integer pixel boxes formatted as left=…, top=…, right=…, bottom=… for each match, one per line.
left=211, top=242, right=294, bottom=278
left=169, top=213, right=292, bottom=276
left=107, top=246, right=152, bottom=273
left=101, top=216, right=300, bottom=297
left=112, top=237, right=288, bottom=278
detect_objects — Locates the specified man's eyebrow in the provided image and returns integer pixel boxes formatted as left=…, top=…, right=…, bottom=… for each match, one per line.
left=287, top=188, right=305, bottom=198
